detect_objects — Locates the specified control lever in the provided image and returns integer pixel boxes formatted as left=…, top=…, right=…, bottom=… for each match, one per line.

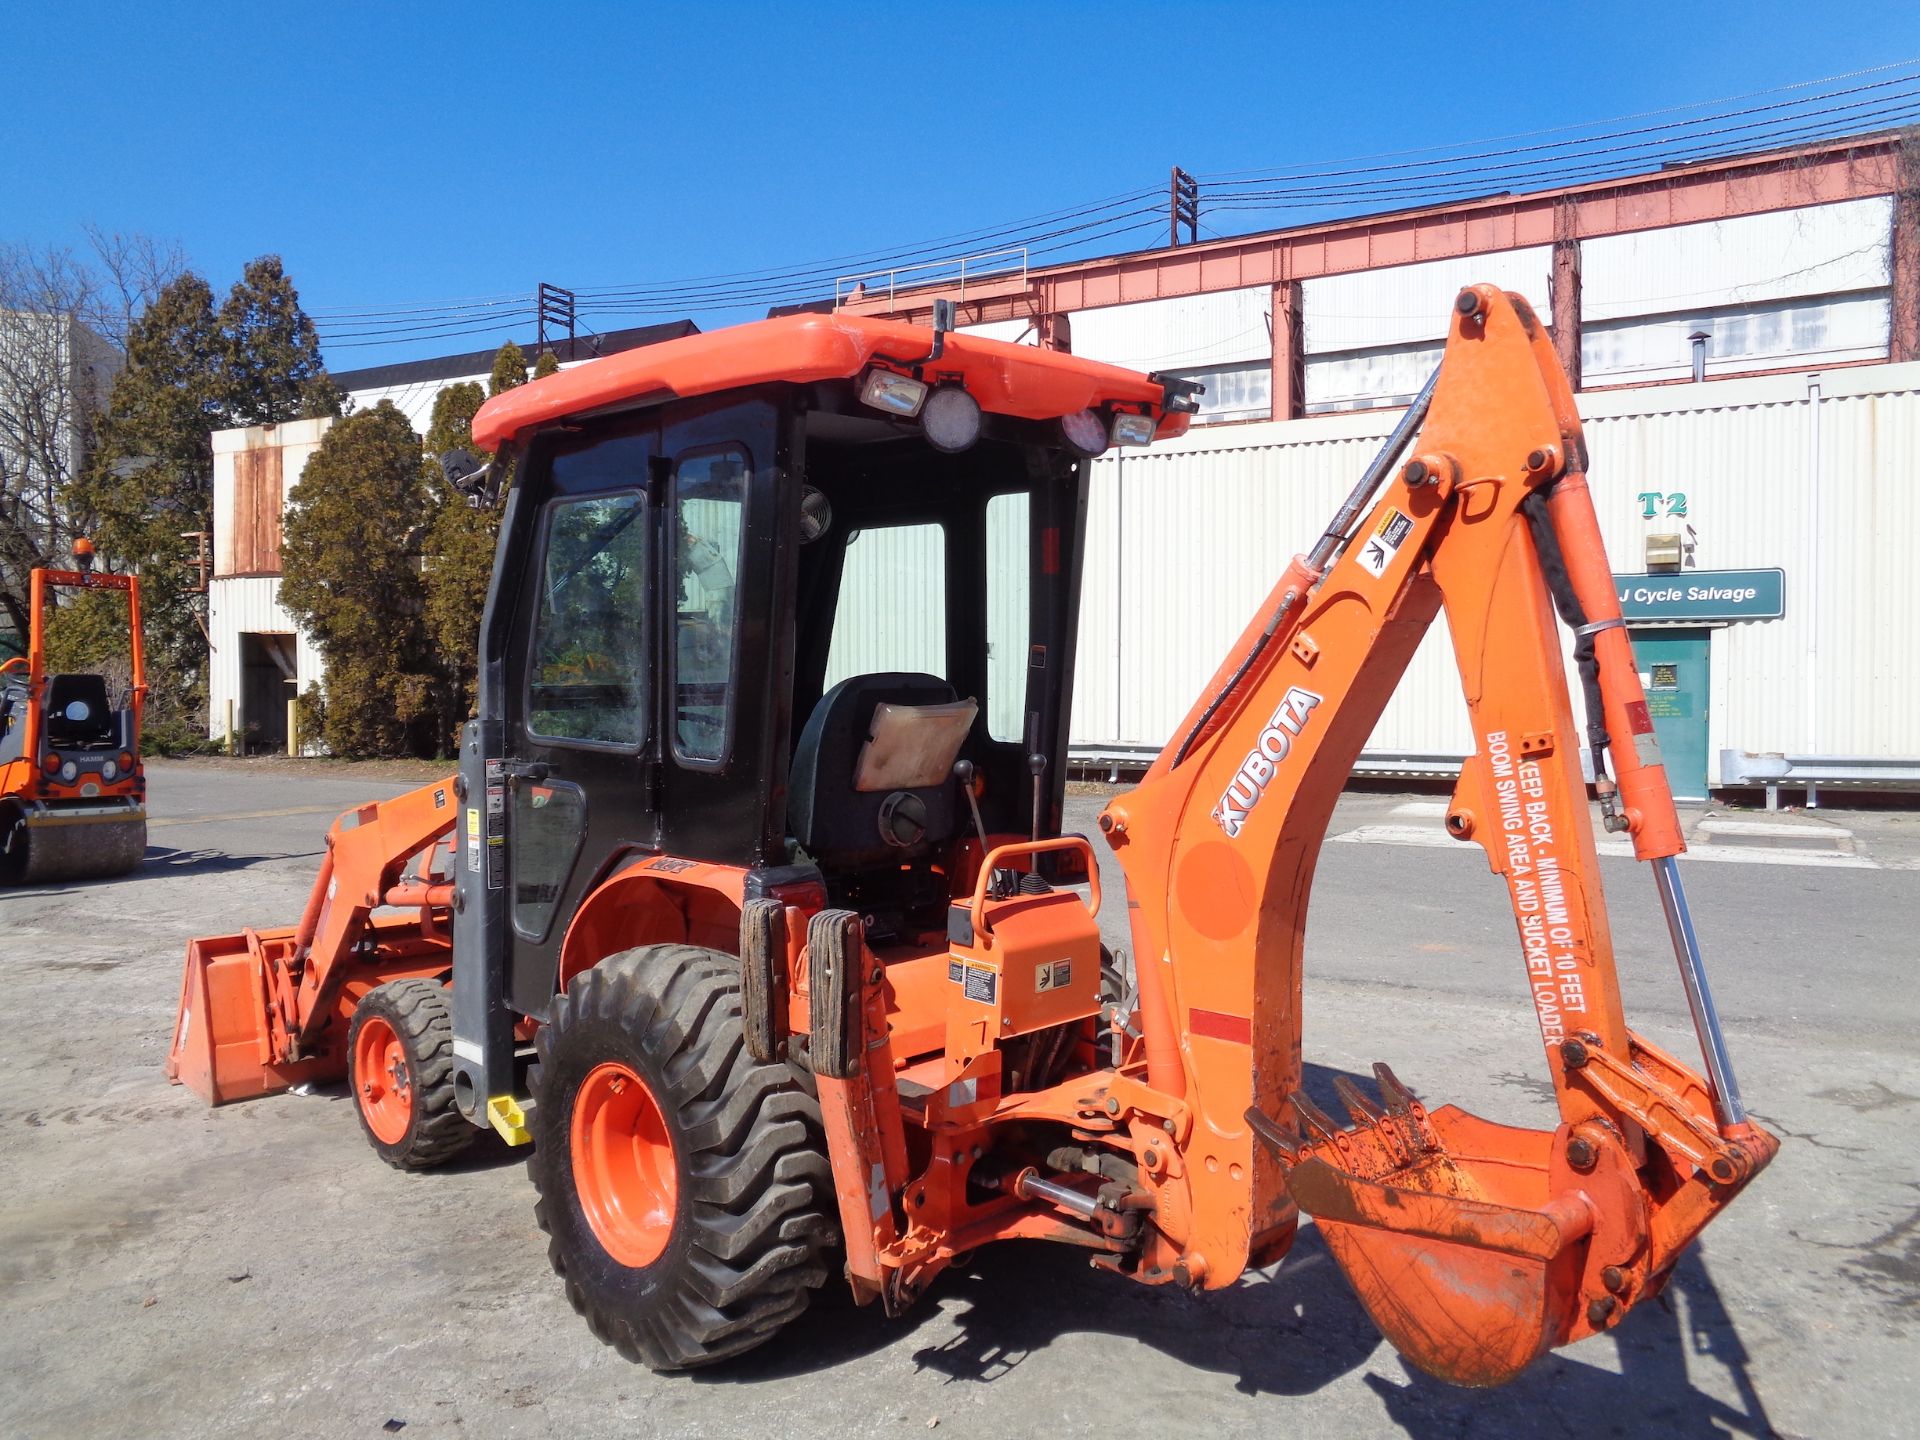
left=954, top=759, right=1015, bottom=901
left=953, top=759, right=989, bottom=853
left=1028, top=753, right=1047, bottom=842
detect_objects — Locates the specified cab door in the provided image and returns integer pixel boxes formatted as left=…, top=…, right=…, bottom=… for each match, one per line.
left=501, top=425, right=663, bottom=1015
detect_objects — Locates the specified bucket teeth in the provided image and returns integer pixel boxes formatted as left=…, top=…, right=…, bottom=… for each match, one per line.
left=1289, top=1092, right=1345, bottom=1146
left=1333, top=1074, right=1387, bottom=1126
left=1372, top=1061, right=1418, bottom=1116
left=1244, top=1103, right=1301, bottom=1161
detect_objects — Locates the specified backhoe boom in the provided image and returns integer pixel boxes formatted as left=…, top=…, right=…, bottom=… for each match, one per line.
left=1099, top=286, right=1775, bottom=1384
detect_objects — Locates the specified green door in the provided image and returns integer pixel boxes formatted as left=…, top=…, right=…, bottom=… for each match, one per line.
left=1631, top=628, right=1710, bottom=801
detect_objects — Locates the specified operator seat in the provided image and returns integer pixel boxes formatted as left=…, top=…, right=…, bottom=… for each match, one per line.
left=43, top=674, right=116, bottom=749
left=788, top=672, right=977, bottom=867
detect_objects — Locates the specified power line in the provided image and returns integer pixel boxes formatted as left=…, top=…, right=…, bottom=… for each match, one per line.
left=313, top=61, right=1920, bottom=352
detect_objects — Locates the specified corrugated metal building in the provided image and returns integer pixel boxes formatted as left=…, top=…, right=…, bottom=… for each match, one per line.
left=1056, top=362, right=1920, bottom=795
left=218, top=136, right=1920, bottom=790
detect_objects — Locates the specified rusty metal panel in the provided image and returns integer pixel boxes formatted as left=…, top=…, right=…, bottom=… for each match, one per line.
left=224, top=445, right=284, bottom=576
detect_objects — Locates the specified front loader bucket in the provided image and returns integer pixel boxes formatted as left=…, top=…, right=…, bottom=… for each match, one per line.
left=1251, top=1063, right=1775, bottom=1387
left=166, top=928, right=334, bottom=1104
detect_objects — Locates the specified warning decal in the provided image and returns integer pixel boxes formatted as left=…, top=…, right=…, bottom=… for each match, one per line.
left=963, top=964, right=998, bottom=1005
left=1357, top=508, right=1414, bottom=578
left=1034, top=959, right=1073, bottom=993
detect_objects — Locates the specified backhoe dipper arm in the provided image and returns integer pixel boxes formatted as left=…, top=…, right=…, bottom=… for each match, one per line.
left=1099, top=287, right=1775, bottom=1386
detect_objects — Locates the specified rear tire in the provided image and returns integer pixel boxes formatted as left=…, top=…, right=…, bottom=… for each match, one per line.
left=529, top=944, right=836, bottom=1370
left=347, top=979, right=476, bottom=1170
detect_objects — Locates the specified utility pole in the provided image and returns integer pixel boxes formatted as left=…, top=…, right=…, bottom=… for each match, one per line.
left=1169, top=167, right=1200, bottom=247
left=536, top=283, right=577, bottom=356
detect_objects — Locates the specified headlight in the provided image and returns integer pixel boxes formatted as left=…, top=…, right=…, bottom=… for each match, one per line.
left=59, top=760, right=78, bottom=782
left=1109, top=411, right=1156, bottom=447
left=921, top=386, right=982, bottom=453
left=102, top=759, right=118, bottom=781
left=859, top=369, right=928, bottom=417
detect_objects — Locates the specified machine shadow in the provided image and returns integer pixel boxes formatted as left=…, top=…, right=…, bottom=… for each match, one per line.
left=720, top=1062, right=1392, bottom=1391
left=1363, top=1244, right=1779, bottom=1438
left=722, top=1065, right=1776, bottom=1434
left=142, top=844, right=319, bottom=877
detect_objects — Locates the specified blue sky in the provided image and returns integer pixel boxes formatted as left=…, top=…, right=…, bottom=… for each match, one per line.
left=7, top=2, right=1917, bottom=366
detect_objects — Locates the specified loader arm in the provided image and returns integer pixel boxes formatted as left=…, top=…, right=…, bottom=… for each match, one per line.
left=1100, top=286, right=1776, bottom=1385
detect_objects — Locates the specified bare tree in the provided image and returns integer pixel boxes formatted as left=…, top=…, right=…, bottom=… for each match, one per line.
left=80, top=225, right=191, bottom=352
left=0, top=245, right=108, bottom=636
left=0, top=234, right=185, bottom=640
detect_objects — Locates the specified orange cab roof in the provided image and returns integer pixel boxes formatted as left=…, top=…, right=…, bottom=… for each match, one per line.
left=470, top=312, right=1183, bottom=450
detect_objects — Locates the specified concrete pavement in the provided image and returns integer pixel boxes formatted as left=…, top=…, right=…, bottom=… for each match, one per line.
left=0, top=758, right=1913, bottom=1438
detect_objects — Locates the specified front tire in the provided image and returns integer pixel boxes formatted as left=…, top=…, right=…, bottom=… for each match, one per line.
left=529, top=944, right=836, bottom=1370
left=347, top=979, right=476, bottom=1170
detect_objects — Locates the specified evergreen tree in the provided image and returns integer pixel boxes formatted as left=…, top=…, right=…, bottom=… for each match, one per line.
left=533, top=348, right=561, bottom=379
left=489, top=340, right=528, bottom=395
left=279, top=402, right=438, bottom=756
left=75, top=274, right=226, bottom=747
left=219, top=256, right=341, bottom=423
left=422, top=381, right=494, bottom=728
left=75, top=258, right=340, bottom=747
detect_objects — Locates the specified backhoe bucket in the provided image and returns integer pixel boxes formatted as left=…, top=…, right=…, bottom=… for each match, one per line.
left=1251, top=1063, right=1775, bottom=1387
left=166, top=927, right=334, bottom=1104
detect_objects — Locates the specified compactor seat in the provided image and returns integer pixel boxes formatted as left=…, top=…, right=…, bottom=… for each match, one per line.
left=789, top=672, right=975, bottom=867
left=44, top=674, right=117, bottom=749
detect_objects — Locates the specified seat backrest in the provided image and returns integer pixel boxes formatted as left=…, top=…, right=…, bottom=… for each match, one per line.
left=43, top=673, right=116, bottom=749
left=789, top=672, right=971, bottom=864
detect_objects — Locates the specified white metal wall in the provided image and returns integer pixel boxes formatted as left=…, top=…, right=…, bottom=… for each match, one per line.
left=1063, top=361, right=1920, bottom=779
left=206, top=575, right=327, bottom=745
left=1069, top=286, right=1272, bottom=371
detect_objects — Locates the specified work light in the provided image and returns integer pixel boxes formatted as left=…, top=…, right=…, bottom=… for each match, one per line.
left=1109, top=411, right=1156, bottom=447
left=1060, top=409, right=1109, bottom=457
left=922, top=386, right=983, bottom=453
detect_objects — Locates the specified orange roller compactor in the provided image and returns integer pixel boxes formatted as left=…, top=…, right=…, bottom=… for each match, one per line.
left=169, top=293, right=1774, bottom=1385
left=2, top=539, right=147, bottom=884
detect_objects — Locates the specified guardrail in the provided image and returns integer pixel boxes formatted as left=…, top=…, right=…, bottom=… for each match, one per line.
left=834, top=248, right=1028, bottom=312
left=1719, top=750, right=1920, bottom=809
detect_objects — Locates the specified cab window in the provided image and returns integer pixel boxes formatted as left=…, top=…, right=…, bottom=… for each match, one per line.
left=985, top=492, right=1029, bottom=743
left=527, top=491, right=649, bottom=746
left=824, top=521, right=948, bottom=685
left=673, top=448, right=750, bottom=765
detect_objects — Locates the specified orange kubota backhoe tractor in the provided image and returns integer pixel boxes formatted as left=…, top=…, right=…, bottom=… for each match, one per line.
left=168, top=290, right=1775, bottom=1386
left=2, top=538, right=147, bottom=884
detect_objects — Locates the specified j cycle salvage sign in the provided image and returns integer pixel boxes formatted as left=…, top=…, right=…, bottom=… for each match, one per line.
left=1611, top=568, right=1785, bottom=622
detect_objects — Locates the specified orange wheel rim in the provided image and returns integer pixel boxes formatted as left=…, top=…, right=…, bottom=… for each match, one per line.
left=353, top=1015, right=412, bottom=1145
left=571, top=1061, right=678, bottom=1268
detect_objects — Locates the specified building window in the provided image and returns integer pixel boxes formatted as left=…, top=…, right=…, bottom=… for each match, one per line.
left=1168, top=360, right=1272, bottom=423
left=1581, top=292, right=1891, bottom=385
left=1304, top=344, right=1443, bottom=415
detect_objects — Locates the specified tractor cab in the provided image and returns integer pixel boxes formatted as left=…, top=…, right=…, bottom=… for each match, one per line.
left=466, top=312, right=1195, bottom=1020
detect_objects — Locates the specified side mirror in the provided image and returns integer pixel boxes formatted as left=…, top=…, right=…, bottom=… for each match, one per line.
left=439, top=450, right=497, bottom=507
